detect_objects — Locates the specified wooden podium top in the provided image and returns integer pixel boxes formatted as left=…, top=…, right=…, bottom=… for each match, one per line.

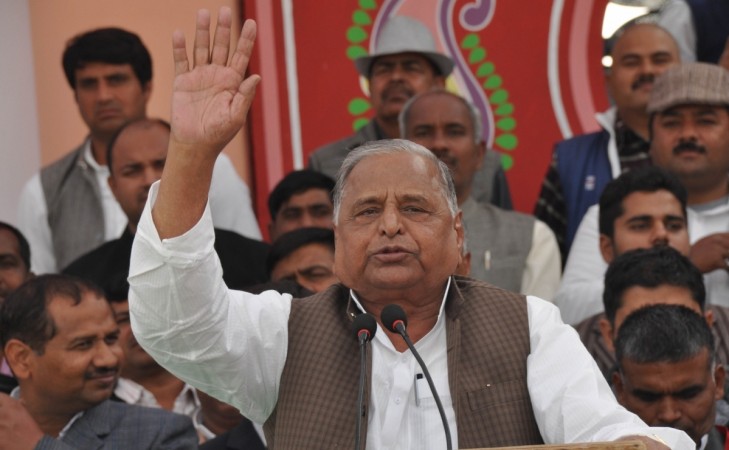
left=467, top=440, right=647, bottom=450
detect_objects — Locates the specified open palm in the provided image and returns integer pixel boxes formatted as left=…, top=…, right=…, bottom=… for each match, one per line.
left=170, top=8, right=259, bottom=155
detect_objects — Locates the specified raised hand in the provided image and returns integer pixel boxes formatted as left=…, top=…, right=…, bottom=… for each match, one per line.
left=153, top=8, right=260, bottom=239
left=169, top=7, right=260, bottom=156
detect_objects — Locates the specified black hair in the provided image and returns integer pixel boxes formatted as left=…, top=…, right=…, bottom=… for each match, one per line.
left=0, top=274, right=105, bottom=354
left=598, top=166, right=687, bottom=238
left=106, top=118, right=170, bottom=175
left=268, top=170, right=335, bottom=220
left=62, top=27, right=152, bottom=89
left=603, top=246, right=705, bottom=324
left=615, top=304, right=714, bottom=367
left=0, top=221, right=31, bottom=270
left=266, top=227, right=335, bottom=277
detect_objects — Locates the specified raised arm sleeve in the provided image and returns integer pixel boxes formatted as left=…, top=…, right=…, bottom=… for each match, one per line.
left=128, top=181, right=290, bottom=423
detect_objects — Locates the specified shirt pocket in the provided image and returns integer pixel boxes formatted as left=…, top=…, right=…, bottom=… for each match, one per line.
left=466, top=379, right=529, bottom=411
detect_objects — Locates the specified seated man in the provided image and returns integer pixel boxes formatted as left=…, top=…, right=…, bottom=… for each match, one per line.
left=103, top=275, right=202, bottom=425
left=555, top=166, right=691, bottom=324
left=63, top=118, right=270, bottom=291
left=401, top=90, right=560, bottom=299
left=267, top=169, right=335, bottom=241
left=614, top=304, right=727, bottom=447
left=129, top=9, right=691, bottom=448
left=266, top=227, right=338, bottom=294
left=0, top=221, right=33, bottom=394
left=577, top=246, right=729, bottom=380
left=0, top=274, right=197, bottom=448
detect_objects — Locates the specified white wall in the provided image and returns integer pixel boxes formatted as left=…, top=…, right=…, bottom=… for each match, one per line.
left=0, top=0, right=40, bottom=226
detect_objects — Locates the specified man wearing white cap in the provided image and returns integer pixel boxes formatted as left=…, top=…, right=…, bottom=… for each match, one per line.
left=308, top=16, right=512, bottom=209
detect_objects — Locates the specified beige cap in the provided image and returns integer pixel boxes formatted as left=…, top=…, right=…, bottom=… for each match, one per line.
left=354, top=16, right=454, bottom=77
left=647, top=62, right=729, bottom=113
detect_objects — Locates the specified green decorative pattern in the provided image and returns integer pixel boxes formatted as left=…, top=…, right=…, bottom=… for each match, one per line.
left=345, top=0, right=378, bottom=131
left=461, top=33, right=517, bottom=170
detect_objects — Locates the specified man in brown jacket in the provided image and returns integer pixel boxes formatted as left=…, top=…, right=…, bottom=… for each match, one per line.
left=128, top=7, right=693, bottom=450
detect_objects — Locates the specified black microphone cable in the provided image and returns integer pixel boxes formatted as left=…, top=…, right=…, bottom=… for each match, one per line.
left=381, top=304, right=452, bottom=450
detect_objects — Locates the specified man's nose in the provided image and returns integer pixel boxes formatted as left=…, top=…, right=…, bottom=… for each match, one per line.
left=143, top=167, right=162, bottom=187
left=678, top=121, right=699, bottom=142
left=97, top=81, right=113, bottom=102
left=379, top=205, right=403, bottom=237
left=651, top=222, right=669, bottom=245
left=94, top=341, right=121, bottom=368
left=656, top=398, right=682, bottom=424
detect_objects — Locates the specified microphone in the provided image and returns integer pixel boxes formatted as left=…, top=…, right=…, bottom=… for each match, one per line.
left=352, top=313, right=377, bottom=450
left=381, top=304, right=452, bottom=450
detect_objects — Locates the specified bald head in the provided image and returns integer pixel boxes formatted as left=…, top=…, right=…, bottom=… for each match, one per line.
left=400, top=90, right=486, bottom=204
left=606, top=23, right=680, bottom=115
left=107, top=118, right=169, bottom=230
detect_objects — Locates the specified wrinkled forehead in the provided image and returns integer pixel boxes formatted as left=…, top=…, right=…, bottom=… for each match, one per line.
left=342, top=152, right=440, bottom=199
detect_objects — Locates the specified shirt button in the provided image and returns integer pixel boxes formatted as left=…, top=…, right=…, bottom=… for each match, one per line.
left=395, top=397, right=401, bottom=404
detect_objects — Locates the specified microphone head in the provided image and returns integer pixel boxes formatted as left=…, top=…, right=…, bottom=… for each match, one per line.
left=353, top=313, right=377, bottom=342
left=381, top=304, right=408, bottom=333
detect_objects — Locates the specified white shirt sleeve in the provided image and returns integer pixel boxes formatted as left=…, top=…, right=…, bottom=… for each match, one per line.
left=526, top=296, right=694, bottom=448
left=128, top=181, right=289, bottom=423
left=16, top=174, right=57, bottom=274
left=209, top=153, right=262, bottom=240
left=657, top=0, right=697, bottom=63
left=520, top=220, right=561, bottom=301
left=553, top=205, right=607, bottom=325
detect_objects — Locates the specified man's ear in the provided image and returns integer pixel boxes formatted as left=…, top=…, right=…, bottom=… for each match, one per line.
left=434, top=76, right=446, bottom=88
left=454, top=210, right=465, bottom=261
left=474, top=142, right=486, bottom=171
left=612, top=369, right=625, bottom=402
left=3, top=339, right=34, bottom=380
left=599, top=234, right=615, bottom=263
left=142, top=80, right=153, bottom=100
left=598, top=316, right=616, bottom=353
left=704, top=309, right=715, bottom=328
left=714, top=363, right=725, bottom=401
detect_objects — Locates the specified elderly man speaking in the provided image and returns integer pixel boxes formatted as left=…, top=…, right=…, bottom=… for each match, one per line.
left=128, top=7, right=693, bottom=450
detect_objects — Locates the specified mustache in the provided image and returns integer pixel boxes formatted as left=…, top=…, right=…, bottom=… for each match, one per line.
left=380, top=82, right=414, bottom=101
left=673, top=140, right=706, bottom=154
left=84, top=366, right=119, bottom=380
left=631, top=73, right=655, bottom=90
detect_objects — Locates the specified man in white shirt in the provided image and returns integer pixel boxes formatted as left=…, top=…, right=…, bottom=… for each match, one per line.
left=128, top=8, right=692, bottom=449
left=17, top=26, right=261, bottom=274
left=556, top=62, right=729, bottom=322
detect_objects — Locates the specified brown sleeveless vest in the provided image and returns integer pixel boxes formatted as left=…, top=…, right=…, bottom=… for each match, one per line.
left=264, top=277, right=543, bottom=449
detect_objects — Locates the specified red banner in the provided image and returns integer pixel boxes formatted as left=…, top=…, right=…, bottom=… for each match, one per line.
left=245, top=0, right=610, bottom=237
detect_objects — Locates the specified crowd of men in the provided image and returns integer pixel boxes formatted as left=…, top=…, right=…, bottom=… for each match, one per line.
left=1, top=2, right=729, bottom=449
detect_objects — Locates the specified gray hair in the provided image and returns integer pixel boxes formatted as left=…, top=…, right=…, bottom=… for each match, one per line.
left=615, top=304, right=714, bottom=368
left=398, top=90, right=483, bottom=144
left=332, top=139, right=459, bottom=224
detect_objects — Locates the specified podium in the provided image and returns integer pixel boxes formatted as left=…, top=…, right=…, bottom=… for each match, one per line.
left=470, top=440, right=647, bottom=450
